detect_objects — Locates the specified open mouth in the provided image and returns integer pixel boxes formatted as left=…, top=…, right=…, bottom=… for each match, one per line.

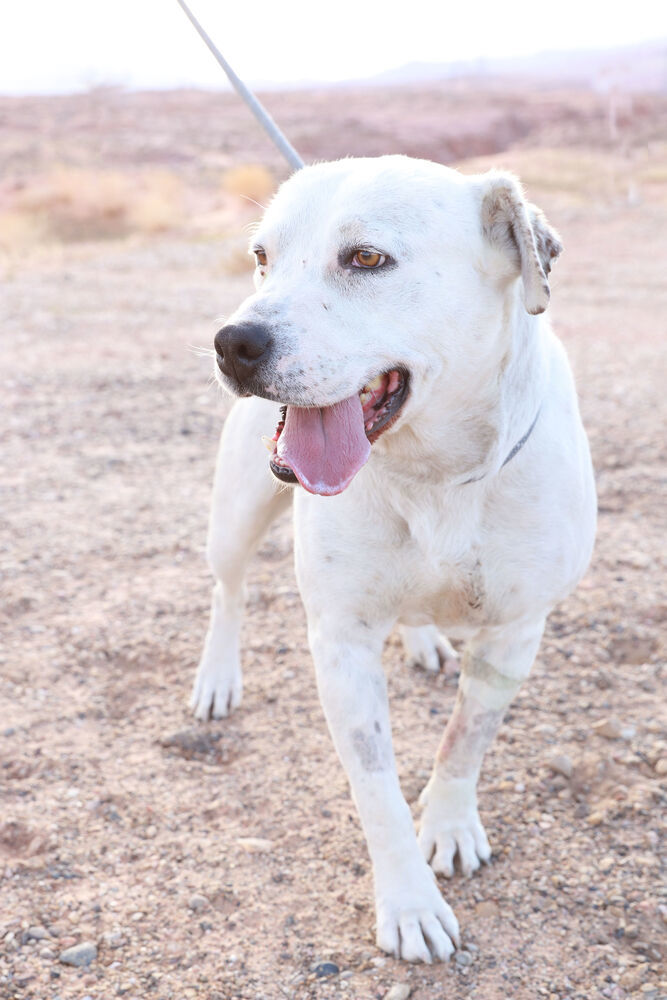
left=264, top=368, right=410, bottom=496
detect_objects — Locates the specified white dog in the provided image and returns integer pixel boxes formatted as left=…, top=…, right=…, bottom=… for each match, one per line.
left=190, top=155, right=596, bottom=963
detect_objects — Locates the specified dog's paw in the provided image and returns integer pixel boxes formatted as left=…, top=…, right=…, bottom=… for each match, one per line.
left=190, top=657, right=242, bottom=721
left=400, top=625, right=459, bottom=676
left=418, top=775, right=491, bottom=878
left=375, top=863, right=459, bottom=963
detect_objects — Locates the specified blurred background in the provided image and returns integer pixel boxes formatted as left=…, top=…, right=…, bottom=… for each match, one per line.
left=1, top=0, right=666, bottom=250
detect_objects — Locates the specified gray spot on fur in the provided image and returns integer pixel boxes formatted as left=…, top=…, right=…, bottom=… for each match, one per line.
left=351, top=728, right=387, bottom=772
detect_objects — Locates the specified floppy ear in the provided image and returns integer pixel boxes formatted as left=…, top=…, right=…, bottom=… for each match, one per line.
left=480, top=172, right=562, bottom=315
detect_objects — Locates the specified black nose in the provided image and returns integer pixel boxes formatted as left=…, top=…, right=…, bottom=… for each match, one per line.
left=214, top=321, right=272, bottom=385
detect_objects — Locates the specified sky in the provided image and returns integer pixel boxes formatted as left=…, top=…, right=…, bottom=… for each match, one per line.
left=1, top=0, right=666, bottom=95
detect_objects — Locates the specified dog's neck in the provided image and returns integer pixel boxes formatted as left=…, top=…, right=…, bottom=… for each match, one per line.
left=378, top=294, right=550, bottom=488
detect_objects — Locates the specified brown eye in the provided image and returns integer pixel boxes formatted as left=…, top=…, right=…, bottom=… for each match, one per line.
left=351, top=249, right=386, bottom=269
left=253, top=248, right=267, bottom=268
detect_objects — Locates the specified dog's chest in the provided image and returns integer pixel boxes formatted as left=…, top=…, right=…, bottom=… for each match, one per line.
left=390, top=506, right=488, bottom=630
left=399, top=552, right=487, bottom=631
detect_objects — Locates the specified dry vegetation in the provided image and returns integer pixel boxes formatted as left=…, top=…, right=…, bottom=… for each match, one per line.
left=0, top=81, right=665, bottom=1000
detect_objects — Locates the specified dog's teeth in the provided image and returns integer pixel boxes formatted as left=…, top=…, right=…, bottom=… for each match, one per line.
left=261, top=435, right=275, bottom=452
left=359, top=391, right=371, bottom=405
left=365, top=374, right=384, bottom=392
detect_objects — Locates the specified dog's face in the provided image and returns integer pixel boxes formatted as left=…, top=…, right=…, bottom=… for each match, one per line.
left=214, top=155, right=561, bottom=496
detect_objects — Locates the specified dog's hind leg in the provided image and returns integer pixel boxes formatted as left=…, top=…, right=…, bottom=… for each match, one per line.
left=400, top=624, right=459, bottom=676
left=418, top=621, right=544, bottom=877
left=191, top=397, right=291, bottom=720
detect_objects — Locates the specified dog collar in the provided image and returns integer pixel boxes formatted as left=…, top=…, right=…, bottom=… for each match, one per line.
left=464, top=407, right=541, bottom=485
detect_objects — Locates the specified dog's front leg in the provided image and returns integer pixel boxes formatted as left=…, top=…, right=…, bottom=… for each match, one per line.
left=191, top=398, right=291, bottom=719
left=418, top=622, right=544, bottom=877
left=310, top=622, right=459, bottom=963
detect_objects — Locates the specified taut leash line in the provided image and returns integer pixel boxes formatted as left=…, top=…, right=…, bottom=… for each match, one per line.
left=174, top=0, right=305, bottom=172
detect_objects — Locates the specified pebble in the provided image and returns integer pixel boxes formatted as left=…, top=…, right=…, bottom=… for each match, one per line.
left=4, top=931, right=18, bottom=953
left=618, top=551, right=650, bottom=569
left=58, top=941, right=97, bottom=967
left=475, top=900, right=500, bottom=918
left=39, top=947, right=56, bottom=959
left=654, top=758, right=667, bottom=776
left=312, top=961, right=339, bottom=978
left=237, top=837, right=274, bottom=853
left=592, top=718, right=623, bottom=740
left=385, top=985, right=412, bottom=1000
left=455, top=950, right=473, bottom=967
left=547, top=754, right=573, bottom=779
left=188, top=894, right=209, bottom=912
left=598, top=855, right=615, bottom=873
left=102, top=931, right=124, bottom=949
left=25, top=925, right=49, bottom=941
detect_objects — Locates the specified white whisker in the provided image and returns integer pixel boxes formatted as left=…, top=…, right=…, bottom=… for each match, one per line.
left=240, top=195, right=267, bottom=212
left=188, top=343, right=216, bottom=358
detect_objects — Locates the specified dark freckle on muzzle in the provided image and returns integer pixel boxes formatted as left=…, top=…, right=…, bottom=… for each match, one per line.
left=214, top=321, right=273, bottom=387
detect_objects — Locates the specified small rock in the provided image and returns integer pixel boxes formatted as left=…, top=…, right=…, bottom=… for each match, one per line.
left=312, top=961, right=339, bottom=978
left=101, top=931, right=124, bottom=949
left=618, top=551, right=650, bottom=569
left=592, top=718, right=623, bottom=740
left=618, top=963, right=649, bottom=990
left=475, top=900, right=500, bottom=918
left=25, top=925, right=49, bottom=941
left=39, top=947, right=56, bottom=959
left=654, top=759, right=667, bottom=776
left=59, top=942, right=97, bottom=967
left=237, top=837, right=274, bottom=853
left=385, top=985, right=412, bottom=1000
left=188, top=894, right=209, bottom=912
left=598, top=855, right=615, bottom=873
left=455, top=950, right=473, bottom=967
left=547, top=754, right=573, bottom=779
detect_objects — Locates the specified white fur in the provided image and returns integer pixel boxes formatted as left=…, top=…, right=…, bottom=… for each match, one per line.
left=190, top=155, right=596, bottom=962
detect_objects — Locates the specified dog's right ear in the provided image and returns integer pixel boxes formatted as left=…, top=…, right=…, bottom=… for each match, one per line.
left=480, top=172, right=562, bottom=315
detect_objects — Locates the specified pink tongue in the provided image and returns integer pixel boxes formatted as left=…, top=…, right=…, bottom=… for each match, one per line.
left=276, top=395, right=371, bottom=496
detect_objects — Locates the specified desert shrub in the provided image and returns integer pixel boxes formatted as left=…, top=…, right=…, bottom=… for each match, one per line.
left=0, top=167, right=184, bottom=244
left=222, top=164, right=275, bottom=207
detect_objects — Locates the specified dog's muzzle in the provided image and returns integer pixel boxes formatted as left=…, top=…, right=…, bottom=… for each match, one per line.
left=215, top=321, right=273, bottom=391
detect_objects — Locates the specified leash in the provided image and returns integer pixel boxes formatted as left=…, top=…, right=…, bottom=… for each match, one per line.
left=174, top=0, right=304, bottom=172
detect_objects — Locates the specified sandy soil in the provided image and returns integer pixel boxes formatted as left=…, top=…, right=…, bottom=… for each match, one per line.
left=1, top=86, right=666, bottom=1000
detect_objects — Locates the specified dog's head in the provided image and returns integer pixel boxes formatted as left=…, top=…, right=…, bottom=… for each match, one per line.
left=214, top=156, right=561, bottom=496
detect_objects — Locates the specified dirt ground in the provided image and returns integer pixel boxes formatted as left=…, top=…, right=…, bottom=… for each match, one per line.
left=0, top=85, right=666, bottom=1000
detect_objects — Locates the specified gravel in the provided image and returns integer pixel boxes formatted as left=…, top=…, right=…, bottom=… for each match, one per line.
left=0, top=86, right=665, bottom=1000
